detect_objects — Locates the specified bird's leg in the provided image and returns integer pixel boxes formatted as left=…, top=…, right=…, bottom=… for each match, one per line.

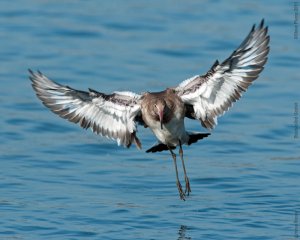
left=179, top=140, right=191, bottom=195
left=168, top=147, right=185, bottom=200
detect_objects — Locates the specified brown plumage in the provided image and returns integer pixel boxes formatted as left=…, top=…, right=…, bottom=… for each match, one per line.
left=141, top=89, right=182, bottom=126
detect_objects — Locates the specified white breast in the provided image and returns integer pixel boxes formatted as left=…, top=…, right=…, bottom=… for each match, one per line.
left=146, top=111, right=188, bottom=146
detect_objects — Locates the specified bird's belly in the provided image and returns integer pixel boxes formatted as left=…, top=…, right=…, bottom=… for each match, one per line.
left=150, top=118, right=188, bottom=146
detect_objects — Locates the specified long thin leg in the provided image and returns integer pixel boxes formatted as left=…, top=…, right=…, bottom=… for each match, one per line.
left=168, top=147, right=185, bottom=200
left=179, top=140, right=191, bottom=195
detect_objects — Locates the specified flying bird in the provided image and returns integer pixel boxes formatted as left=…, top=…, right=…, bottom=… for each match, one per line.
left=29, top=19, right=269, bottom=200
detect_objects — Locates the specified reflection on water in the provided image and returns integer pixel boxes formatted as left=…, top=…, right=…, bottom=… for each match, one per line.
left=178, top=225, right=191, bottom=240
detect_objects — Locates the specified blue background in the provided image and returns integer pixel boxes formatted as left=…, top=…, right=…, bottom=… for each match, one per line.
left=0, top=1, right=299, bottom=239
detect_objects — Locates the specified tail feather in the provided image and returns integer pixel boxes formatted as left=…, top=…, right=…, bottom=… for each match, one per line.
left=187, top=132, right=210, bottom=145
left=146, top=132, right=210, bottom=153
left=146, top=143, right=175, bottom=153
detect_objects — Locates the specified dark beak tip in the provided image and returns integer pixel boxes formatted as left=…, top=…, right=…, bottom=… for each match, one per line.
left=160, top=120, right=163, bottom=129
left=159, top=111, right=164, bottom=129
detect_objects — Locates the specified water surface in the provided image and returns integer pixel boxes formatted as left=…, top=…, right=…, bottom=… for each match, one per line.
left=0, top=1, right=299, bottom=239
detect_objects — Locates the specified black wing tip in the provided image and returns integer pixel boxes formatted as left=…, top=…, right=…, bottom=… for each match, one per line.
left=252, top=19, right=265, bottom=30
left=28, top=69, right=43, bottom=78
left=28, top=69, right=37, bottom=80
left=256, top=19, right=268, bottom=33
left=259, top=19, right=265, bottom=29
left=28, top=69, right=40, bottom=84
left=28, top=69, right=45, bottom=87
left=251, top=19, right=266, bottom=32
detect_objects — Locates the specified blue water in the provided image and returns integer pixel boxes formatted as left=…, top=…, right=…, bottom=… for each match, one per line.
left=0, top=1, right=299, bottom=239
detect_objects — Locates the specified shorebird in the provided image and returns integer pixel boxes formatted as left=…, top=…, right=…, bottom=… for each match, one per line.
left=29, top=19, right=269, bottom=200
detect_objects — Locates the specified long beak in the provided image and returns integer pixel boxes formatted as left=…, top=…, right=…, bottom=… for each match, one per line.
left=159, top=110, right=164, bottom=129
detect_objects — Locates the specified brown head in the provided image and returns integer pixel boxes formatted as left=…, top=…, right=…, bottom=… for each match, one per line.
left=141, top=89, right=177, bottom=129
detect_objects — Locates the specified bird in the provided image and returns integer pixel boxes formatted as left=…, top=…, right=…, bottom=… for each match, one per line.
left=29, top=19, right=269, bottom=200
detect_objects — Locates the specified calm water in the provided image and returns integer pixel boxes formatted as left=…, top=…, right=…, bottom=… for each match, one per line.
left=0, top=1, right=299, bottom=239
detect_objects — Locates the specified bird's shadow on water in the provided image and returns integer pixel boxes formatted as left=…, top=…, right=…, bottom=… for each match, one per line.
left=177, top=225, right=191, bottom=240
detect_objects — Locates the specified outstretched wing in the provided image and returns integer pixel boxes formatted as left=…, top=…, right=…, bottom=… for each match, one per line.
left=29, top=70, right=142, bottom=148
left=175, top=19, right=270, bottom=129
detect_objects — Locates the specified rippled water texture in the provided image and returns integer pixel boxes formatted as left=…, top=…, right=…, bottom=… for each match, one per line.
left=0, top=1, right=299, bottom=239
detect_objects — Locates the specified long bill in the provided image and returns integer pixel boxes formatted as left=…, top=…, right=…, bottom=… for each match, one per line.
left=159, top=110, right=164, bottom=129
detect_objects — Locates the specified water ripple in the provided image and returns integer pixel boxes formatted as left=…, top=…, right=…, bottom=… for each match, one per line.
left=0, top=1, right=298, bottom=240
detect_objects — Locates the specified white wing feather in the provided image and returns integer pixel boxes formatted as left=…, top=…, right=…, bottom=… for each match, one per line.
left=29, top=70, right=142, bottom=148
left=176, top=19, right=270, bottom=129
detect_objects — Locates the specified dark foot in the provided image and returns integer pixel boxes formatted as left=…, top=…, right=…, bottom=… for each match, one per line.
left=177, top=181, right=185, bottom=200
left=184, top=176, right=191, bottom=196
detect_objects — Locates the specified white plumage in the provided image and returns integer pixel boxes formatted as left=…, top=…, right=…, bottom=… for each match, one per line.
left=29, top=70, right=142, bottom=147
left=176, top=20, right=269, bottom=129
